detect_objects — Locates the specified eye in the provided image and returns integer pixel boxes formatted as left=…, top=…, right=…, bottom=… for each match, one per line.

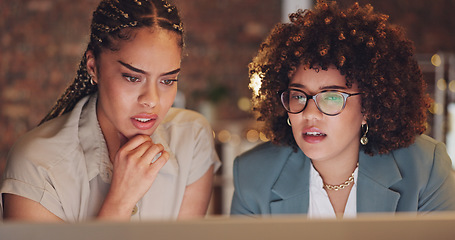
left=290, top=92, right=306, bottom=103
left=324, top=93, right=343, bottom=101
left=160, top=79, right=178, bottom=86
left=122, top=74, right=140, bottom=83
left=292, top=95, right=304, bottom=100
left=320, top=92, right=344, bottom=105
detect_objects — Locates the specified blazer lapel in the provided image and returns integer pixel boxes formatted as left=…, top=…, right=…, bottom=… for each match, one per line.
left=357, top=151, right=402, bottom=213
left=268, top=148, right=403, bottom=214
left=270, top=149, right=311, bottom=214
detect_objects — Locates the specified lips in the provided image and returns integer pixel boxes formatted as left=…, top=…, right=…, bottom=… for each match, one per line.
left=302, top=127, right=326, bottom=143
left=131, top=113, right=158, bottom=130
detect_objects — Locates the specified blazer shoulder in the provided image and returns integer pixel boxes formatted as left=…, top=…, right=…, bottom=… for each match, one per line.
left=414, top=134, right=441, bottom=148
left=232, top=142, right=298, bottom=211
left=391, top=134, right=452, bottom=177
left=397, top=135, right=446, bottom=161
left=236, top=142, right=294, bottom=168
left=234, top=142, right=297, bottom=188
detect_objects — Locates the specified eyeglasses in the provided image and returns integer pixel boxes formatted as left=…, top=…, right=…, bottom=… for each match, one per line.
left=280, top=89, right=362, bottom=116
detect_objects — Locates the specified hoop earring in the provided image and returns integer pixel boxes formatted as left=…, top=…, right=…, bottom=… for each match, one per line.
left=89, top=75, right=96, bottom=85
left=360, top=123, right=369, bottom=145
left=287, top=117, right=292, bottom=126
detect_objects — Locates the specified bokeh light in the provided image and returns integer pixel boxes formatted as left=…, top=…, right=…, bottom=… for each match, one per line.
left=246, top=129, right=259, bottom=142
left=431, top=54, right=442, bottom=67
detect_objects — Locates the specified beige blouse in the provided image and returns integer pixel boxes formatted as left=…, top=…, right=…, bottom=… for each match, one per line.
left=1, top=94, right=220, bottom=221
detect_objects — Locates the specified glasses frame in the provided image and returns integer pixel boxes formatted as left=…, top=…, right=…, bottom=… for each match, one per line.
left=280, top=89, right=362, bottom=116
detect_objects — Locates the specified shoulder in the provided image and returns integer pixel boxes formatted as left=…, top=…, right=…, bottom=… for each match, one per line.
left=232, top=142, right=303, bottom=212
left=236, top=142, right=294, bottom=165
left=163, top=108, right=208, bottom=123
left=8, top=116, right=73, bottom=168
left=158, top=108, right=213, bottom=143
left=391, top=135, right=455, bottom=211
left=392, top=135, right=448, bottom=164
left=152, top=107, right=215, bottom=155
left=390, top=134, right=453, bottom=182
left=234, top=142, right=296, bottom=182
left=408, top=134, right=443, bottom=152
left=161, top=108, right=210, bottom=128
left=7, top=97, right=90, bottom=168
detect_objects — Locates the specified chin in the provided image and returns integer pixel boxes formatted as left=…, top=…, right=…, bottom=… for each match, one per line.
left=299, top=145, right=326, bottom=160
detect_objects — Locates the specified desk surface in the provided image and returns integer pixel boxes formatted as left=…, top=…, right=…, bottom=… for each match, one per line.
left=2, top=213, right=455, bottom=240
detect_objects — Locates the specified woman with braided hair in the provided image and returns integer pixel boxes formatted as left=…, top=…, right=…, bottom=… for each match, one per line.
left=231, top=1, right=455, bottom=217
left=1, top=0, right=220, bottom=221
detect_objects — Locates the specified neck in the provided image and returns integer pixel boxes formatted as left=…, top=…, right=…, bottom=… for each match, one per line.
left=103, top=129, right=123, bottom=163
left=96, top=103, right=122, bottom=163
left=312, top=154, right=359, bottom=186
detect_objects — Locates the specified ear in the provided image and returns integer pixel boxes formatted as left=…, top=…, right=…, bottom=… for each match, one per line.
left=85, top=50, right=98, bottom=84
left=362, top=115, right=367, bottom=125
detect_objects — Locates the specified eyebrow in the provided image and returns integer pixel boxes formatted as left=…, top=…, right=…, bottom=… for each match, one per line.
left=289, top=83, right=348, bottom=90
left=118, top=61, right=146, bottom=74
left=118, top=60, right=181, bottom=76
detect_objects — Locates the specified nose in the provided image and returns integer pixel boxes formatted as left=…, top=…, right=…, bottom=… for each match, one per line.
left=138, top=82, right=158, bottom=108
left=302, top=98, right=322, bottom=120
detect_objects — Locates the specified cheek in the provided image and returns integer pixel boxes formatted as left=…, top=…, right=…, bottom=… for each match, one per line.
left=338, top=107, right=364, bottom=135
left=342, top=97, right=363, bottom=119
left=288, top=114, right=301, bottom=127
left=99, top=83, right=137, bottom=114
left=161, top=87, right=178, bottom=106
left=288, top=115, right=302, bottom=136
left=348, top=104, right=364, bottom=123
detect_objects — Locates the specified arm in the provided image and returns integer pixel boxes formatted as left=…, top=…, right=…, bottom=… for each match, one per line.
left=3, top=135, right=168, bottom=222
left=230, top=157, right=255, bottom=216
left=231, top=189, right=255, bottom=216
left=3, top=194, right=63, bottom=222
left=418, top=142, right=455, bottom=212
left=178, top=165, right=214, bottom=219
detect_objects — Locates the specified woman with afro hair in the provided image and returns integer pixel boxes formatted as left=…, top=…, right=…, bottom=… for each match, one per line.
left=231, top=1, right=455, bottom=218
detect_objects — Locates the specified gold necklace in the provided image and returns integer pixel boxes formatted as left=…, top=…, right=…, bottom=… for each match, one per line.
left=323, top=163, right=358, bottom=191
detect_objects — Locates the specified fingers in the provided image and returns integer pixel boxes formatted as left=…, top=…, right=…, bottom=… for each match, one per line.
left=119, top=135, right=153, bottom=152
left=150, top=150, right=169, bottom=169
left=116, top=134, right=168, bottom=167
left=106, top=134, right=170, bottom=215
left=139, top=142, right=165, bottom=165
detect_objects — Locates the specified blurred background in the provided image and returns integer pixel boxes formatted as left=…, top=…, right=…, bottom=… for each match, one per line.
left=1, top=0, right=455, bottom=215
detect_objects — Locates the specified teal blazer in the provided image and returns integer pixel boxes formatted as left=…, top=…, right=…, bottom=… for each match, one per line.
left=231, top=135, right=455, bottom=215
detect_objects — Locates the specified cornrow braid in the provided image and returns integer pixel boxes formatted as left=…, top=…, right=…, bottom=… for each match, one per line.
left=39, top=54, right=96, bottom=125
left=40, top=0, right=184, bottom=125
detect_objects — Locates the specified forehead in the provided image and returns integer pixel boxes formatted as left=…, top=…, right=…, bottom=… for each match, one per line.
left=100, top=28, right=182, bottom=70
left=118, top=28, right=180, bottom=53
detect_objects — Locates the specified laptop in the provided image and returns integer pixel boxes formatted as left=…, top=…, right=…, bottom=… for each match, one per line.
left=1, top=213, right=455, bottom=240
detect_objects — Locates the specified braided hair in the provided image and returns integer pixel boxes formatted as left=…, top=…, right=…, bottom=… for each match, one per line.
left=40, top=0, right=184, bottom=124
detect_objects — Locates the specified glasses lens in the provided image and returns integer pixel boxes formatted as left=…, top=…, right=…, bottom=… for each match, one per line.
left=282, top=90, right=307, bottom=113
left=316, top=92, right=345, bottom=115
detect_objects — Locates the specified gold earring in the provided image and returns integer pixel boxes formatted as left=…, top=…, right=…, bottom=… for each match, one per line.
left=360, top=123, right=369, bottom=145
left=89, top=75, right=96, bottom=85
left=287, top=117, right=292, bottom=126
